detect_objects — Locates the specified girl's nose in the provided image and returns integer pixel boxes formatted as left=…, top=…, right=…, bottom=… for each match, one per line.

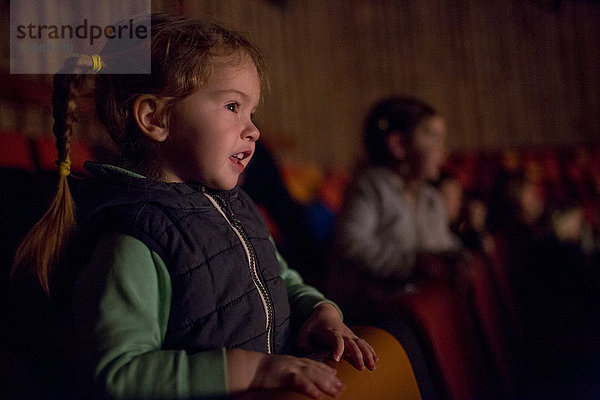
left=244, top=122, right=260, bottom=142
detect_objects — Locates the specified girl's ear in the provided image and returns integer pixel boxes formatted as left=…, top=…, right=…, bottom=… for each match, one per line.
left=133, top=95, right=169, bottom=142
left=387, top=132, right=407, bottom=160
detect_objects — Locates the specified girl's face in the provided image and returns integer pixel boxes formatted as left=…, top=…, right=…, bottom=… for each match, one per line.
left=161, top=54, right=261, bottom=189
left=409, top=115, right=447, bottom=181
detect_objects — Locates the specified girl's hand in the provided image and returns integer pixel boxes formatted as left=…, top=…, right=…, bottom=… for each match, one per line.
left=252, top=353, right=345, bottom=399
left=227, top=349, right=345, bottom=399
left=296, top=303, right=379, bottom=371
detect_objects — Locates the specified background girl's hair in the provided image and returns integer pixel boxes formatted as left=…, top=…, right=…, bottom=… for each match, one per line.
left=364, top=96, right=436, bottom=165
left=11, top=13, right=266, bottom=295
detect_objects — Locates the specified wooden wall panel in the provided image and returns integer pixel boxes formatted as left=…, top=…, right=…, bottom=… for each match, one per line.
left=2, top=0, right=599, bottom=169
left=152, top=0, right=600, bottom=169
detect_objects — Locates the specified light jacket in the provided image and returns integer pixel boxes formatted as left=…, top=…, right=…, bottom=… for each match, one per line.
left=334, top=166, right=459, bottom=280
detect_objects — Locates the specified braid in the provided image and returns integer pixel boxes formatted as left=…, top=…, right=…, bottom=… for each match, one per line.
left=53, top=74, right=76, bottom=163
left=11, top=73, right=80, bottom=296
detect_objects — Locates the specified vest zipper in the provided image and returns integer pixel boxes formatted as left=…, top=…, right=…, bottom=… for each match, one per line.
left=202, top=189, right=275, bottom=354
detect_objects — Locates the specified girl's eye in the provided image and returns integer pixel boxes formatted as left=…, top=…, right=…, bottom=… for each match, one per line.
left=226, top=102, right=239, bottom=113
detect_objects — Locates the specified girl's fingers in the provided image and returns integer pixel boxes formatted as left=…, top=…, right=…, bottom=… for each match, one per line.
left=343, top=337, right=366, bottom=370
left=340, top=336, right=379, bottom=371
left=299, top=360, right=344, bottom=398
left=332, top=334, right=345, bottom=361
left=298, top=381, right=322, bottom=400
left=355, top=338, right=378, bottom=370
left=313, top=374, right=345, bottom=398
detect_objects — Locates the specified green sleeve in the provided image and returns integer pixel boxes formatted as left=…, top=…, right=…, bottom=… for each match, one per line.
left=275, top=243, right=343, bottom=324
left=73, top=232, right=228, bottom=399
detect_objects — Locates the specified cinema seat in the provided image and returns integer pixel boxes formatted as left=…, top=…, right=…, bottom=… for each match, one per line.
left=0, top=132, right=35, bottom=171
left=237, top=326, right=421, bottom=400
left=33, top=135, right=94, bottom=175
left=400, top=281, right=482, bottom=400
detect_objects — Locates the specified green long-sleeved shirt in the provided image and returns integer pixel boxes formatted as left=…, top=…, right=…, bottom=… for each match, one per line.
left=73, top=231, right=338, bottom=399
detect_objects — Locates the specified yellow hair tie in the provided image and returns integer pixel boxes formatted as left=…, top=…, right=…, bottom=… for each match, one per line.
left=58, top=159, right=71, bottom=176
left=91, top=54, right=102, bottom=72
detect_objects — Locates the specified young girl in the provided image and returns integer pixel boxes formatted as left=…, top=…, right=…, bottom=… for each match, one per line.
left=324, top=96, right=459, bottom=400
left=12, top=13, right=377, bottom=399
left=333, top=96, right=460, bottom=287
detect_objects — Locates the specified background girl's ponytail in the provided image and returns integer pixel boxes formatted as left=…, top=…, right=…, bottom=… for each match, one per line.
left=11, top=71, right=82, bottom=296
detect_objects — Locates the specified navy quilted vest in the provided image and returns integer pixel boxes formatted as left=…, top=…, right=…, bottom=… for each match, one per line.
left=75, top=163, right=291, bottom=354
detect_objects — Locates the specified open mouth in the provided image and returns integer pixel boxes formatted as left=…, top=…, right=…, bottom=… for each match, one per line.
left=230, top=150, right=252, bottom=161
left=230, top=150, right=252, bottom=167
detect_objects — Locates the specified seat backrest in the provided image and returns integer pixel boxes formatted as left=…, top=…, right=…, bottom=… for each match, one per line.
left=236, top=325, right=422, bottom=400
left=401, top=281, right=479, bottom=400
left=33, top=136, right=94, bottom=174
left=0, top=132, right=35, bottom=172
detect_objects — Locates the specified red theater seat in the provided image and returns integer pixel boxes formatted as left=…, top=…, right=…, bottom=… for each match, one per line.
left=469, top=252, right=517, bottom=398
left=0, top=132, right=35, bottom=171
left=400, top=281, right=482, bottom=400
left=33, top=136, right=94, bottom=174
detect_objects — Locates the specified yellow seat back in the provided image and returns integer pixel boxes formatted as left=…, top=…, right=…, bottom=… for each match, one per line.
left=239, top=325, right=422, bottom=400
